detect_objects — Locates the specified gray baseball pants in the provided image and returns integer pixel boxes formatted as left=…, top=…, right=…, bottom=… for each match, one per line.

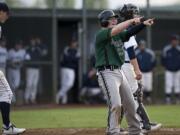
left=97, top=69, right=141, bottom=135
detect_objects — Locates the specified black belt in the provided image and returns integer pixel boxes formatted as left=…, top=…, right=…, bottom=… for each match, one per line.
left=125, top=61, right=130, bottom=63
left=97, top=65, right=120, bottom=71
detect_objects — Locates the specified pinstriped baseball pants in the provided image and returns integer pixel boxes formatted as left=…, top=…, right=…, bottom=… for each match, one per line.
left=0, top=71, right=13, bottom=104
left=97, top=69, right=141, bottom=135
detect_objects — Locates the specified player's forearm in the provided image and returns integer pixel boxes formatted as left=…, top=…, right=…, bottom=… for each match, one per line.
left=126, top=23, right=146, bottom=38
left=130, top=58, right=140, bottom=72
left=111, top=19, right=135, bottom=36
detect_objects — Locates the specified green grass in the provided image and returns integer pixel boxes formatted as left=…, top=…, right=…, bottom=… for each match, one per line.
left=0, top=105, right=180, bottom=129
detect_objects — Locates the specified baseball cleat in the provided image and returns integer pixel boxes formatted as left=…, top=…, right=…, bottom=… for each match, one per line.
left=142, top=122, right=162, bottom=133
left=2, top=123, right=26, bottom=135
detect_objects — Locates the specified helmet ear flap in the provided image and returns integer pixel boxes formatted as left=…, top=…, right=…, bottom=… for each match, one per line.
left=100, top=19, right=109, bottom=27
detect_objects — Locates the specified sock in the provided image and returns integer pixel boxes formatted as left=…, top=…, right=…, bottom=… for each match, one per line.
left=0, top=102, right=10, bottom=128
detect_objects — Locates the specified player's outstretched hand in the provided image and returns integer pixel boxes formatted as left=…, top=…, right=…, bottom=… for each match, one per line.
left=132, top=17, right=144, bottom=25
left=143, top=18, right=154, bottom=26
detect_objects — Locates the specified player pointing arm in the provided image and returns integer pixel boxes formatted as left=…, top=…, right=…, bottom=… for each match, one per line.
left=95, top=9, right=153, bottom=135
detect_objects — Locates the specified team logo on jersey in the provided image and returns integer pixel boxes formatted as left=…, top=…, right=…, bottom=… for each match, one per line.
left=111, top=39, right=123, bottom=48
left=111, top=39, right=124, bottom=57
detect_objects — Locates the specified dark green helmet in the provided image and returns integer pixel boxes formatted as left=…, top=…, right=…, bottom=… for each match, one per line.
left=98, top=10, right=118, bottom=27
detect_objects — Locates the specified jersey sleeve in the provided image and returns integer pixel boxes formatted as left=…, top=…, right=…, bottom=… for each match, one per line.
left=112, top=30, right=129, bottom=42
left=124, top=36, right=137, bottom=49
left=96, top=28, right=112, bottom=43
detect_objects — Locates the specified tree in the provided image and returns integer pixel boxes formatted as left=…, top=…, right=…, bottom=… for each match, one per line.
left=85, top=0, right=108, bottom=9
left=44, top=0, right=75, bottom=8
left=5, top=0, right=23, bottom=7
left=44, top=0, right=108, bottom=9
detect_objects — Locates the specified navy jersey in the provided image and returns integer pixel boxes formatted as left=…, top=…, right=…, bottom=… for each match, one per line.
left=61, top=47, right=80, bottom=70
left=136, top=48, right=156, bottom=72
left=161, top=45, right=180, bottom=71
left=26, top=46, right=43, bottom=68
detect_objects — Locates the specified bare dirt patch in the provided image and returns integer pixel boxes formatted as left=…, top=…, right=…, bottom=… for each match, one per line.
left=22, top=128, right=180, bottom=135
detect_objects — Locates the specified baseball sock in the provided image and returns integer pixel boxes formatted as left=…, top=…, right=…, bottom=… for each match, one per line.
left=0, top=102, right=10, bottom=128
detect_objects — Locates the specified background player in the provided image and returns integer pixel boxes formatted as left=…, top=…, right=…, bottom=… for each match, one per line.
left=161, top=34, right=180, bottom=104
left=136, top=39, right=156, bottom=104
left=7, top=40, right=26, bottom=102
left=56, top=39, right=80, bottom=104
left=0, top=2, right=26, bottom=134
left=119, top=3, right=161, bottom=133
left=24, top=36, right=47, bottom=104
left=96, top=9, right=153, bottom=135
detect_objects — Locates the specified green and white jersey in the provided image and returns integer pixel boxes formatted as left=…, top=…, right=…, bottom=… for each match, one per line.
left=95, top=28, right=127, bottom=68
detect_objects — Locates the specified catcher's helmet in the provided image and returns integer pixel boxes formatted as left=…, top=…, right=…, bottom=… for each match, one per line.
left=98, top=10, right=118, bottom=27
left=119, top=4, right=140, bottom=20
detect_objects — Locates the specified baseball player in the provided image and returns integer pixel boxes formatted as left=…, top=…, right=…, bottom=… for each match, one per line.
left=0, top=2, right=26, bottom=134
left=7, top=40, right=26, bottom=102
left=0, top=38, right=8, bottom=75
left=161, top=34, right=180, bottom=104
left=56, top=39, right=80, bottom=104
left=136, top=40, right=156, bottom=104
left=24, top=37, right=45, bottom=104
left=80, top=55, right=105, bottom=104
left=119, top=4, right=161, bottom=133
left=95, top=9, right=154, bottom=135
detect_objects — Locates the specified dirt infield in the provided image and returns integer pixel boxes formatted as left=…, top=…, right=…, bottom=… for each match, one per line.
left=22, top=128, right=180, bottom=135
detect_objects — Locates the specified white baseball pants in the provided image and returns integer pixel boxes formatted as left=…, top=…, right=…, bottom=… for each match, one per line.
left=56, top=67, right=75, bottom=104
left=24, top=68, right=39, bottom=102
left=97, top=69, right=141, bottom=135
left=121, top=63, right=138, bottom=94
left=142, top=72, right=153, bottom=92
left=7, top=68, right=21, bottom=90
left=165, top=70, right=180, bottom=94
left=0, top=70, right=13, bottom=104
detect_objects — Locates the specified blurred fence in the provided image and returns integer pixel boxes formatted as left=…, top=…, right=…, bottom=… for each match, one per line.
left=3, top=8, right=180, bottom=103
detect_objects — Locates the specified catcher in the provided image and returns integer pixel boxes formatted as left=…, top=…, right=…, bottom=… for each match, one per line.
left=119, top=3, right=162, bottom=134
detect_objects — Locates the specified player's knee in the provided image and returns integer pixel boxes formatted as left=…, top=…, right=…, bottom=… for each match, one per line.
left=111, top=104, right=121, bottom=113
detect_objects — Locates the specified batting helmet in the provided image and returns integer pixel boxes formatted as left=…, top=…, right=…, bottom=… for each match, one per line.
left=98, top=10, right=118, bottom=27
left=119, top=4, right=140, bottom=20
